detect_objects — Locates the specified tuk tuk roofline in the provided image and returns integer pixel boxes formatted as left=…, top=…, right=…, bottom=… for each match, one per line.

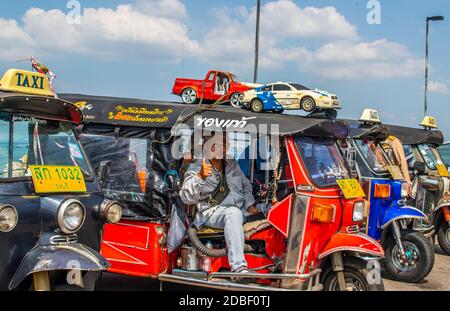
left=0, top=91, right=82, bottom=124
left=344, top=119, right=389, bottom=141
left=384, top=124, right=444, bottom=146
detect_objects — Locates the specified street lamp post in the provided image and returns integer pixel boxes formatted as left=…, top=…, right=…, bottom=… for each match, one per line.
left=424, top=15, right=444, bottom=116
left=253, top=0, right=261, bottom=83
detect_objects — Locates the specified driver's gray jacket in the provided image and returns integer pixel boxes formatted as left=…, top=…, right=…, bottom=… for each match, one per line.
left=180, top=159, right=255, bottom=228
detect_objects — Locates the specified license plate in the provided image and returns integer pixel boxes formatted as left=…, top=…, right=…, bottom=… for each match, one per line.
left=29, top=165, right=87, bottom=193
left=336, top=179, right=366, bottom=199
left=436, top=163, right=449, bottom=177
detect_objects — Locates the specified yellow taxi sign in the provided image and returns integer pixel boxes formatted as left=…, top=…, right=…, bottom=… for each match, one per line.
left=29, top=165, right=87, bottom=194
left=0, top=69, right=53, bottom=97
left=420, top=116, right=438, bottom=129
left=436, top=163, right=449, bottom=177
left=336, top=179, right=366, bottom=199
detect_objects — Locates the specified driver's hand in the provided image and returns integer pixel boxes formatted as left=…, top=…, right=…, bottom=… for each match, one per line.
left=247, top=206, right=261, bottom=215
left=198, top=159, right=212, bottom=180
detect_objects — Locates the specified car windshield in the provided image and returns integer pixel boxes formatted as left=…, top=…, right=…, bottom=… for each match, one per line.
left=418, top=144, right=444, bottom=170
left=295, top=136, right=349, bottom=187
left=290, top=83, right=310, bottom=91
left=229, top=74, right=239, bottom=82
left=438, top=144, right=450, bottom=166
left=0, top=114, right=91, bottom=179
left=355, top=139, right=389, bottom=174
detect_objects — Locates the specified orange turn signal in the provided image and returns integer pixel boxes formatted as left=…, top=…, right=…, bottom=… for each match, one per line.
left=311, top=203, right=336, bottom=223
left=374, top=184, right=391, bottom=199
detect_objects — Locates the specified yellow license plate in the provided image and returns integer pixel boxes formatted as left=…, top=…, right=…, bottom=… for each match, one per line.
left=29, top=165, right=87, bottom=194
left=436, top=163, right=449, bottom=177
left=336, top=179, right=366, bottom=199
left=386, top=165, right=404, bottom=180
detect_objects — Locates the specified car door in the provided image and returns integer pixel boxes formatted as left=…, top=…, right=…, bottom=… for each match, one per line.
left=272, top=84, right=296, bottom=109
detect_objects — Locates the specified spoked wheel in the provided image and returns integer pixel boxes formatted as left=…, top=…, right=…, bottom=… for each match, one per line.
left=322, top=257, right=384, bottom=291
left=383, top=229, right=435, bottom=283
left=437, top=221, right=450, bottom=255
left=250, top=99, right=263, bottom=113
left=181, top=88, right=198, bottom=104
left=300, top=97, right=316, bottom=112
left=229, top=92, right=244, bottom=108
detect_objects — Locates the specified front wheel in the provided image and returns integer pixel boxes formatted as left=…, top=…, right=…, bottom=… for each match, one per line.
left=437, top=221, right=450, bottom=255
left=300, top=97, right=316, bottom=112
left=383, top=229, right=435, bottom=283
left=250, top=99, right=264, bottom=113
left=181, top=88, right=198, bottom=104
left=322, top=257, right=384, bottom=291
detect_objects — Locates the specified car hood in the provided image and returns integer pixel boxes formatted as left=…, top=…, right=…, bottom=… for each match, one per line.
left=310, top=89, right=336, bottom=97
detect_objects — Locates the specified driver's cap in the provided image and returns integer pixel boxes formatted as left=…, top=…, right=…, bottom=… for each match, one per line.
left=420, top=116, right=438, bottom=129
left=359, top=109, right=381, bottom=124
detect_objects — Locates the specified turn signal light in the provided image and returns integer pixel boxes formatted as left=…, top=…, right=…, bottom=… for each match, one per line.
left=311, top=203, right=336, bottom=223
left=374, top=184, right=391, bottom=198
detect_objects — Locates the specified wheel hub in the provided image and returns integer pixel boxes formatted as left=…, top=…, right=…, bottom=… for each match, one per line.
left=392, top=242, right=420, bottom=271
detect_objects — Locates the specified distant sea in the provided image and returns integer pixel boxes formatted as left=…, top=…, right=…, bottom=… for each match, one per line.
left=0, top=142, right=29, bottom=171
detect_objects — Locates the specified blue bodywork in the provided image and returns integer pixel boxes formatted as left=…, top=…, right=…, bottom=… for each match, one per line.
left=249, top=85, right=284, bottom=112
left=367, top=179, right=427, bottom=241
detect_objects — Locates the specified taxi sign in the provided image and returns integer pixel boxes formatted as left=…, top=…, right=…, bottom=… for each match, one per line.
left=359, top=108, right=381, bottom=124
left=0, top=69, right=53, bottom=97
left=336, top=179, right=366, bottom=199
left=29, top=165, right=87, bottom=193
left=386, top=165, right=404, bottom=180
left=436, top=163, right=449, bottom=177
left=420, top=116, right=438, bottom=129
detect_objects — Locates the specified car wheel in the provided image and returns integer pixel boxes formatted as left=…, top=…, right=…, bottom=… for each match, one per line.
left=229, top=92, right=244, bottom=108
left=437, top=220, right=450, bottom=255
left=250, top=99, right=263, bottom=113
left=181, top=88, right=198, bottom=104
left=301, top=97, right=316, bottom=112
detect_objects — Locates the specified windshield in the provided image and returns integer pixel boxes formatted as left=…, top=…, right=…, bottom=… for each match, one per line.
left=290, top=83, right=310, bottom=91
left=0, top=113, right=91, bottom=179
left=418, top=144, right=444, bottom=170
left=439, top=144, right=450, bottom=166
left=355, top=139, right=389, bottom=174
left=295, top=136, right=349, bottom=187
left=229, top=74, right=239, bottom=82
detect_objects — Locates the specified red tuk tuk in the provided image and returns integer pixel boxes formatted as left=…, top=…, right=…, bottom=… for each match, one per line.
left=61, top=94, right=384, bottom=291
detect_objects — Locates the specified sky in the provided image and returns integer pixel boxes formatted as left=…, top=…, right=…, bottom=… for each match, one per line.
left=1, top=0, right=449, bottom=138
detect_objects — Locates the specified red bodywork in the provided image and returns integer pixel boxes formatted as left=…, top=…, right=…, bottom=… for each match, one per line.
left=100, top=136, right=383, bottom=281
left=172, top=70, right=251, bottom=101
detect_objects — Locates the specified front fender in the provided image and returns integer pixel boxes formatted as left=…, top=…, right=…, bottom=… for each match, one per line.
left=436, top=197, right=450, bottom=212
left=380, top=205, right=426, bottom=229
left=318, top=232, right=384, bottom=260
left=9, top=243, right=109, bottom=290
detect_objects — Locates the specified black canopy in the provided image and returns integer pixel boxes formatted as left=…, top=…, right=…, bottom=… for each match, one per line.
left=0, top=91, right=82, bottom=123
left=60, top=93, right=349, bottom=138
left=384, top=124, right=444, bottom=146
left=345, top=119, right=389, bottom=141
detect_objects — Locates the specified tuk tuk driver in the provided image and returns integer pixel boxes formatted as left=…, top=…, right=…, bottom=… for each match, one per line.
left=179, top=132, right=260, bottom=274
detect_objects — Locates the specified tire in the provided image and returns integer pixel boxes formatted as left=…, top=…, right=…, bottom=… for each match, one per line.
left=322, top=257, right=384, bottom=291
left=300, top=97, right=316, bottom=112
left=250, top=99, right=264, bottom=113
left=229, top=92, right=244, bottom=108
left=181, top=88, right=198, bottom=104
left=383, top=229, right=435, bottom=283
left=437, top=221, right=450, bottom=255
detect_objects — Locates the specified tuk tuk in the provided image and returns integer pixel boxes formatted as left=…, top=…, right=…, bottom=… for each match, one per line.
left=0, top=68, right=122, bottom=291
left=338, top=110, right=434, bottom=283
left=61, top=93, right=385, bottom=291
left=384, top=117, right=450, bottom=255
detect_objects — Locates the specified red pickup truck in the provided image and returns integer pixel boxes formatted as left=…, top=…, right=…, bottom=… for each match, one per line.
left=172, top=70, right=260, bottom=106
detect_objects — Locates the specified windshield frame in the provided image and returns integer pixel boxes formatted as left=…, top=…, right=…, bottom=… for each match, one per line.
left=295, top=136, right=350, bottom=188
left=417, top=143, right=445, bottom=171
left=353, top=138, right=392, bottom=177
left=0, top=113, right=94, bottom=183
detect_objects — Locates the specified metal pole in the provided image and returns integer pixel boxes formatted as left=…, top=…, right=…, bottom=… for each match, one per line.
left=424, top=18, right=429, bottom=116
left=253, top=0, right=261, bottom=83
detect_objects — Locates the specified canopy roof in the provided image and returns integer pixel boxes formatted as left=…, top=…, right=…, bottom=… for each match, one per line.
left=60, top=93, right=349, bottom=138
left=0, top=91, right=82, bottom=123
left=345, top=119, right=389, bottom=141
left=384, top=124, right=444, bottom=146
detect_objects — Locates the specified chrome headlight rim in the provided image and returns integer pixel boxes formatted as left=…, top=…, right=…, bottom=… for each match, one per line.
left=57, top=199, right=86, bottom=234
left=100, top=200, right=122, bottom=224
left=0, top=204, right=18, bottom=233
left=353, top=201, right=365, bottom=222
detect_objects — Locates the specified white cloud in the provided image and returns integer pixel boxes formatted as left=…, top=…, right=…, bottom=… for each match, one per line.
left=134, top=0, right=188, bottom=19
left=428, top=81, right=450, bottom=94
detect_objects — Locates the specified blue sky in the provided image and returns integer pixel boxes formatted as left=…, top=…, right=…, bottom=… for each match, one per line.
left=1, top=0, right=449, bottom=137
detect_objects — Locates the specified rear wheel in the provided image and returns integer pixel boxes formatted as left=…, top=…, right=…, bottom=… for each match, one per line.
left=250, top=99, right=263, bottom=113
left=229, top=92, right=244, bottom=108
left=300, top=97, right=316, bottom=112
left=322, top=257, right=384, bottom=291
left=437, top=221, right=450, bottom=255
left=181, top=88, right=198, bottom=104
left=383, top=229, right=435, bottom=283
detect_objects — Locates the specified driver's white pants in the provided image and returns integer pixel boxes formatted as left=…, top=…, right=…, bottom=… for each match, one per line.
left=204, top=205, right=247, bottom=271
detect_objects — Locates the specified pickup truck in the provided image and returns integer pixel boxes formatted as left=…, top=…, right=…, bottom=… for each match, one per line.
left=172, top=70, right=260, bottom=106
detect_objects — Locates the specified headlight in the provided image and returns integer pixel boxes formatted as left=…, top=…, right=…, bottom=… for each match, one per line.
left=401, top=182, right=409, bottom=198
left=0, top=205, right=18, bottom=232
left=100, top=200, right=122, bottom=224
left=57, top=199, right=86, bottom=234
left=353, top=201, right=365, bottom=222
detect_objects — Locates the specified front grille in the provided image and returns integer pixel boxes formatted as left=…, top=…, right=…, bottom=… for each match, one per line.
left=50, top=234, right=77, bottom=245
left=331, top=96, right=338, bottom=100
left=346, top=225, right=359, bottom=234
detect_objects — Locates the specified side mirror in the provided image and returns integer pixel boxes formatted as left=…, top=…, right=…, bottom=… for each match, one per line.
left=97, top=160, right=112, bottom=188
left=413, top=161, right=426, bottom=175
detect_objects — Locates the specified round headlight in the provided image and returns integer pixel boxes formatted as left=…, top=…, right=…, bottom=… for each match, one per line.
left=101, top=200, right=122, bottom=224
left=57, top=199, right=86, bottom=234
left=0, top=205, right=18, bottom=232
left=353, top=201, right=365, bottom=222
